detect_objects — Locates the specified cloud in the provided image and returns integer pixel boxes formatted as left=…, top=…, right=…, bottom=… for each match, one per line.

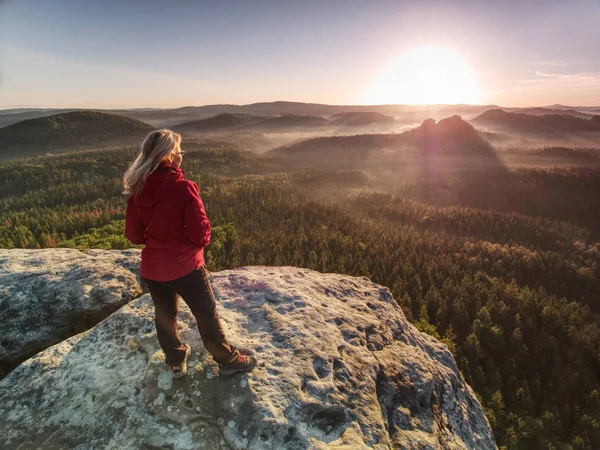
left=514, top=71, right=600, bottom=88
left=491, top=70, right=600, bottom=106
left=526, top=59, right=572, bottom=68
left=533, top=71, right=560, bottom=78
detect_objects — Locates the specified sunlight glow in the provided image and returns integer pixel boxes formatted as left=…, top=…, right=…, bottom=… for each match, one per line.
left=365, top=46, right=479, bottom=105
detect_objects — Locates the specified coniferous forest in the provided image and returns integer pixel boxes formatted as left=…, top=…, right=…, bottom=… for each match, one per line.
left=2, top=136, right=600, bottom=450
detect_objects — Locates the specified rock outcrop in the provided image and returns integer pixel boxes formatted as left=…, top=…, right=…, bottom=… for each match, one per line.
left=0, top=249, right=142, bottom=378
left=0, top=256, right=496, bottom=449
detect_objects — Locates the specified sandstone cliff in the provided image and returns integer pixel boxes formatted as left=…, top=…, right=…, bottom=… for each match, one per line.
left=0, top=250, right=496, bottom=449
left=0, top=249, right=142, bottom=378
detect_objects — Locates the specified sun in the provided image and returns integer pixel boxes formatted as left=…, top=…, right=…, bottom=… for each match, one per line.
left=365, top=46, right=479, bottom=105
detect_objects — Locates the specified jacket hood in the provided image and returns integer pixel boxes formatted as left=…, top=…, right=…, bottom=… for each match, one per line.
left=135, top=164, right=184, bottom=207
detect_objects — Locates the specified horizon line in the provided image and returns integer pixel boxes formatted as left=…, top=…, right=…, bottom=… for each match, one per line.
left=2, top=100, right=600, bottom=113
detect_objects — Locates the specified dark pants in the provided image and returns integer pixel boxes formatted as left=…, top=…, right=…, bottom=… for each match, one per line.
left=142, top=266, right=238, bottom=365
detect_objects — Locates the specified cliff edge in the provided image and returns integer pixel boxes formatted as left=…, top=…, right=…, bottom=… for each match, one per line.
left=0, top=250, right=496, bottom=449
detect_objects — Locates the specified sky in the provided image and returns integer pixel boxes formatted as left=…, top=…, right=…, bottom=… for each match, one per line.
left=0, top=0, right=599, bottom=109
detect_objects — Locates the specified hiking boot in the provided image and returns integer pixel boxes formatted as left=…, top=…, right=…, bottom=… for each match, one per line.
left=171, top=344, right=191, bottom=378
left=219, top=353, right=258, bottom=376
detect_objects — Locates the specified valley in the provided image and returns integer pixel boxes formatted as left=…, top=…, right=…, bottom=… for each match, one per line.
left=1, top=102, right=600, bottom=449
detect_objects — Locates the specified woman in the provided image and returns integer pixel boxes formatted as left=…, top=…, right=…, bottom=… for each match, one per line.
left=123, top=129, right=257, bottom=377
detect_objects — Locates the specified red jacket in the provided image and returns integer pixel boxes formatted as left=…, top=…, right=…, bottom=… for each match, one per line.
left=125, top=164, right=211, bottom=281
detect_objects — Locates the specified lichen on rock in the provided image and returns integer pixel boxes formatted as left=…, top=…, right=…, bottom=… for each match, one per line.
left=0, top=248, right=142, bottom=378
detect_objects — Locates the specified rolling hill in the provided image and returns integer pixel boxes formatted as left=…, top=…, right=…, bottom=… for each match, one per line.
left=268, top=133, right=403, bottom=169
left=104, top=102, right=501, bottom=127
left=5, top=102, right=600, bottom=131
left=470, top=109, right=600, bottom=134
left=328, top=111, right=396, bottom=127
left=0, top=109, right=71, bottom=129
left=269, top=116, right=502, bottom=171
left=174, top=111, right=400, bottom=135
left=173, top=113, right=265, bottom=133
left=406, top=115, right=499, bottom=157
left=506, top=107, right=595, bottom=119
left=240, top=114, right=329, bottom=132
left=0, top=111, right=153, bottom=160
left=172, top=112, right=330, bottom=135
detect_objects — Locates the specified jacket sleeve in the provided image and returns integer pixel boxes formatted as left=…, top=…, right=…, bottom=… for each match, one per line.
left=183, top=182, right=211, bottom=248
left=125, top=196, right=146, bottom=245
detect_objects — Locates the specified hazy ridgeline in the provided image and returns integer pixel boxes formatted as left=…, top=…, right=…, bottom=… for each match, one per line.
left=1, top=108, right=600, bottom=450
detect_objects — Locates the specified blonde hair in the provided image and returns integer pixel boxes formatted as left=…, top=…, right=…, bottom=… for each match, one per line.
left=123, top=129, right=182, bottom=195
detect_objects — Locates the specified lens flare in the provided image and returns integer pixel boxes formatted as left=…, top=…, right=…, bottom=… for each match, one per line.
left=365, top=46, right=479, bottom=105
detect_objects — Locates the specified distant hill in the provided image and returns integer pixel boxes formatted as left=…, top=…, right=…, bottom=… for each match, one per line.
left=507, top=107, right=594, bottom=119
left=166, top=101, right=498, bottom=119
left=406, top=115, right=500, bottom=158
left=0, top=102, right=505, bottom=130
left=104, top=101, right=500, bottom=127
left=173, top=113, right=329, bottom=134
left=0, top=109, right=71, bottom=129
left=6, top=102, right=599, bottom=132
left=0, top=111, right=153, bottom=160
left=544, top=104, right=577, bottom=110
left=173, top=113, right=265, bottom=133
left=268, top=132, right=403, bottom=170
left=558, top=109, right=595, bottom=119
left=470, top=109, right=600, bottom=134
left=241, top=114, right=329, bottom=132
left=328, top=112, right=396, bottom=127
left=269, top=115, right=502, bottom=171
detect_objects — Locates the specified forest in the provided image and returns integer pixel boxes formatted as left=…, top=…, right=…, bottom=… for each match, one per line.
left=1, top=138, right=600, bottom=450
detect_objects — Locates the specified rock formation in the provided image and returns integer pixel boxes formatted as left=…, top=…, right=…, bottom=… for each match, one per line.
left=0, top=248, right=142, bottom=378
left=0, top=252, right=497, bottom=449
